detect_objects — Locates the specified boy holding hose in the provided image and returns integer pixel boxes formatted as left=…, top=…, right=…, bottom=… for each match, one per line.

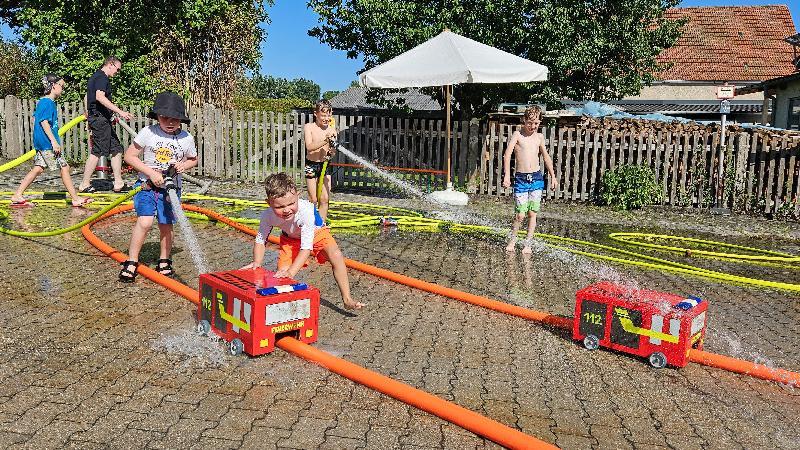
left=303, top=99, right=337, bottom=222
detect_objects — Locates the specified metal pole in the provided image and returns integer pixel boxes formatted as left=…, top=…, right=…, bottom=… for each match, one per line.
left=717, top=113, right=726, bottom=205
left=445, top=84, right=452, bottom=189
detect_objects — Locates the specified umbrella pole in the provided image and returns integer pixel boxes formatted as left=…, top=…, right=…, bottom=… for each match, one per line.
left=446, top=84, right=451, bottom=189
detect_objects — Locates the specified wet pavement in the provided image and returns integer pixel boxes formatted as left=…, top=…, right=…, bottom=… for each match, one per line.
left=1, top=167, right=799, bottom=449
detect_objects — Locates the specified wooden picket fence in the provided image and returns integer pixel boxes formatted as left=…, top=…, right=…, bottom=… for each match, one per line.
left=479, top=124, right=800, bottom=215
left=1, top=95, right=798, bottom=215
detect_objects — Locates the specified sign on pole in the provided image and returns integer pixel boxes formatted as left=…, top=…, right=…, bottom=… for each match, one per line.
left=719, top=99, right=731, bottom=114
left=716, top=85, right=735, bottom=100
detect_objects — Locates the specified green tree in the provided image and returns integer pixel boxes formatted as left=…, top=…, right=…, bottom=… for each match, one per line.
left=1, top=1, right=270, bottom=107
left=240, top=74, right=321, bottom=103
left=288, top=78, right=321, bottom=103
left=308, top=0, right=683, bottom=117
left=322, top=90, right=340, bottom=100
left=0, top=38, right=42, bottom=98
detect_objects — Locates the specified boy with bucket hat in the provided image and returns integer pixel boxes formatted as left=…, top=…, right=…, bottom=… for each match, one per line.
left=119, top=91, right=198, bottom=282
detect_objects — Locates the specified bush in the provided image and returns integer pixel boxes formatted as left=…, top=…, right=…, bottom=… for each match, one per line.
left=599, top=164, right=662, bottom=210
left=233, top=97, right=312, bottom=113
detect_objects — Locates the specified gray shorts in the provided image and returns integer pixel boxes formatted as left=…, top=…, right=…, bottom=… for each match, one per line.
left=33, top=151, right=69, bottom=171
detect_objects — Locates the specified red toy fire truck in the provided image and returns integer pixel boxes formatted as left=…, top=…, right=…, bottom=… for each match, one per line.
left=196, top=268, right=320, bottom=356
left=573, top=282, right=708, bottom=368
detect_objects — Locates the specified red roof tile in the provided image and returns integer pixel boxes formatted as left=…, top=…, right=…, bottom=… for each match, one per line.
left=656, top=5, right=798, bottom=81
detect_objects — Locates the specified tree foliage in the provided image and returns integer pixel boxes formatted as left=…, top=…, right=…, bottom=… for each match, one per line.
left=1, top=1, right=270, bottom=107
left=599, top=164, right=662, bottom=210
left=308, top=0, right=684, bottom=118
left=233, top=96, right=312, bottom=112
left=0, top=38, right=41, bottom=98
left=151, top=1, right=270, bottom=108
left=239, top=74, right=321, bottom=103
left=322, top=90, right=340, bottom=100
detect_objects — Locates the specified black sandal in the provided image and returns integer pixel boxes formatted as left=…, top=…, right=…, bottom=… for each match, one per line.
left=156, top=258, right=174, bottom=277
left=119, top=260, right=139, bottom=283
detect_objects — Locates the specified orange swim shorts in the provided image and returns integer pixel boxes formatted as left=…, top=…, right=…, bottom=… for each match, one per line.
left=277, top=227, right=336, bottom=269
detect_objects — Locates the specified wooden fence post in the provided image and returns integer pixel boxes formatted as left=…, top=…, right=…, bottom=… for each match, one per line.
left=3, top=95, right=22, bottom=158
left=466, top=119, right=481, bottom=193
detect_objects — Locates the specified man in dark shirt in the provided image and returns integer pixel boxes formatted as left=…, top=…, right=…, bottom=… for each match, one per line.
left=78, top=56, right=133, bottom=193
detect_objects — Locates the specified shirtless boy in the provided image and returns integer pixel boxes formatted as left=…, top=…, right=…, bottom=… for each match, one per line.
left=502, top=106, right=558, bottom=254
left=303, top=99, right=337, bottom=221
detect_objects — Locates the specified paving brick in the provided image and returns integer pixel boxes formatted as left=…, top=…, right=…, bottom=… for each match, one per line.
left=150, top=418, right=216, bottom=449
left=240, top=426, right=291, bottom=450
left=277, top=416, right=333, bottom=449
left=204, top=407, right=264, bottom=442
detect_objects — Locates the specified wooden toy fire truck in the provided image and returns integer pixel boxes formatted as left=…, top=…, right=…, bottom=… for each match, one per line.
left=573, top=282, right=708, bottom=368
left=196, top=268, right=320, bottom=356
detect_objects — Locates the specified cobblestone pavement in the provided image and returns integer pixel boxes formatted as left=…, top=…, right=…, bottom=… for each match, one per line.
left=1, top=167, right=799, bottom=449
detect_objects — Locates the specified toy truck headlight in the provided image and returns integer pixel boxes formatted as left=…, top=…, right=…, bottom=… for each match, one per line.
left=691, top=312, right=706, bottom=335
left=266, top=298, right=311, bottom=325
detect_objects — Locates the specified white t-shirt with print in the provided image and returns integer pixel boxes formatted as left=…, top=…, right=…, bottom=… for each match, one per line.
left=255, top=198, right=322, bottom=250
left=133, top=124, right=197, bottom=187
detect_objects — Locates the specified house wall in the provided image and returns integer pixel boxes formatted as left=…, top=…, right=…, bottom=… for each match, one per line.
left=625, top=84, right=764, bottom=100
left=772, top=80, right=800, bottom=129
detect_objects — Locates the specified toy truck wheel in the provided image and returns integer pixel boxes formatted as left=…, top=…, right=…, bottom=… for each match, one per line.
left=229, top=338, right=244, bottom=356
left=196, top=320, right=210, bottom=336
left=583, top=335, right=600, bottom=350
left=649, top=352, right=667, bottom=369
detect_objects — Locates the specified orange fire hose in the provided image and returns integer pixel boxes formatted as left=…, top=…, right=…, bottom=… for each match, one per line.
left=688, top=349, right=799, bottom=385
left=83, top=204, right=799, bottom=400
left=187, top=205, right=800, bottom=386
left=278, top=338, right=551, bottom=449
left=205, top=206, right=800, bottom=385
left=344, top=259, right=573, bottom=330
left=81, top=204, right=556, bottom=450
left=82, top=205, right=200, bottom=303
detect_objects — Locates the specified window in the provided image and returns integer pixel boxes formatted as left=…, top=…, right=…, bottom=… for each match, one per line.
left=789, top=97, right=800, bottom=130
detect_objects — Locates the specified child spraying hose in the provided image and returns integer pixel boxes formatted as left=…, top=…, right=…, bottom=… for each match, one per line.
left=303, top=99, right=337, bottom=222
left=10, top=74, right=93, bottom=208
left=241, top=173, right=365, bottom=310
left=502, top=106, right=558, bottom=254
left=118, top=91, right=197, bottom=282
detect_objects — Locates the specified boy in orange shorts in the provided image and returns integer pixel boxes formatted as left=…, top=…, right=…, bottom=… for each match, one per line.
left=241, top=173, right=365, bottom=310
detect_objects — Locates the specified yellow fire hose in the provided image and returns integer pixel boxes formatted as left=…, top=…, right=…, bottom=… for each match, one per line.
left=0, top=187, right=140, bottom=237
left=0, top=114, right=86, bottom=173
left=3, top=185, right=798, bottom=292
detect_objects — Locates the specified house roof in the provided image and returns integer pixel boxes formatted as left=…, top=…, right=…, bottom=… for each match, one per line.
left=329, top=87, right=442, bottom=111
left=657, top=6, right=798, bottom=82
left=561, top=100, right=763, bottom=115
left=735, top=70, right=800, bottom=95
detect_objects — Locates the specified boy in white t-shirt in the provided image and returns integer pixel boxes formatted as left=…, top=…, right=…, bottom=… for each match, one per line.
left=119, top=91, right=198, bottom=282
left=241, top=173, right=365, bottom=310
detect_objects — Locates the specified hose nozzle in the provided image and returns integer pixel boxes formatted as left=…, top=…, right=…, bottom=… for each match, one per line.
left=163, top=165, right=177, bottom=192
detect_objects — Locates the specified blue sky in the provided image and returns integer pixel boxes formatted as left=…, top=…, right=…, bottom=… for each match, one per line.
left=3, top=1, right=799, bottom=93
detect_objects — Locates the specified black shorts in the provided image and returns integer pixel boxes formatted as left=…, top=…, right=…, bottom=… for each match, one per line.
left=304, top=161, right=325, bottom=179
left=88, top=114, right=124, bottom=157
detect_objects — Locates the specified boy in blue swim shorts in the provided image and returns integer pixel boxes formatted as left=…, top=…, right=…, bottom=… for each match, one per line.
left=502, top=106, right=558, bottom=254
left=118, top=92, right=197, bottom=282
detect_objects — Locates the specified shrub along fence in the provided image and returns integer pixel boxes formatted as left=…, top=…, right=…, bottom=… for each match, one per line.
left=1, top=95, right=798, bottom=216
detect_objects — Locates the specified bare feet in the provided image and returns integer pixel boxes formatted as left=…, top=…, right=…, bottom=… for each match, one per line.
left=10, top=195, right=25, bottom=203
left=506, top=239, right=517, bottom=252
left=344, top=299, right=366, bottom=310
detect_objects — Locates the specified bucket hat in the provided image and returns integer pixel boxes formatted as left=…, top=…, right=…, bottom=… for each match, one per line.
left=147, top=91, right=190, bottom=124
